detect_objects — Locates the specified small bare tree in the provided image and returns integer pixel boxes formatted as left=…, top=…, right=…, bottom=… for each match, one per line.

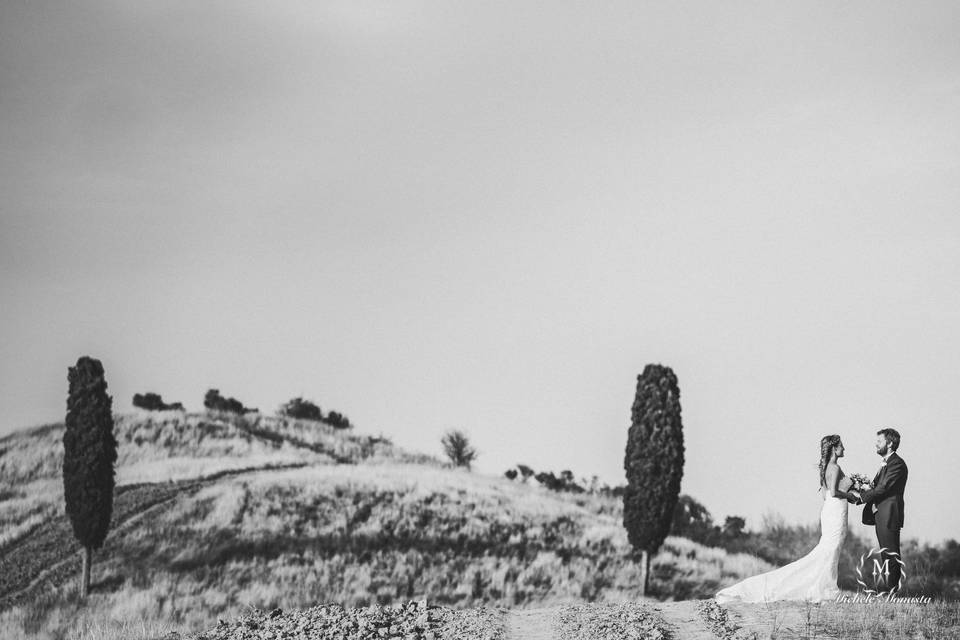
left=441, top=429, right=477, bottom=469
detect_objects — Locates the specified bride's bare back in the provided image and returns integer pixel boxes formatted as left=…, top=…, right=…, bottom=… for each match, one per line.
left=823, top=462, right=853, bottom=497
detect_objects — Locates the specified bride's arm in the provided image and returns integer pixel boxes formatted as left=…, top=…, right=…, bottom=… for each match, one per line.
left=827, top=466, right=860, bottom=502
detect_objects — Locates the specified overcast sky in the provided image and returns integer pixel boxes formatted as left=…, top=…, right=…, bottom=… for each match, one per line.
left=2, top=1, right=958, bottom=544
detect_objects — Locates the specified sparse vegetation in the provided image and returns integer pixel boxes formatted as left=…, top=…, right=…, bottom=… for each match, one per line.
left=441, top=430, right=477, bottom=469
left=696, top=599, right=754, bottom=640
left=277, top=397, right=352, bottom=428
left=325, top=410, right=352, bottom=429
left=0, top=456, right=780, bottom=638
left=1, top=409, right=958, bottom=639
left=671, top=494, right=753, bottom=552
left=203, top=388, right=257, bottom=415
left=503, top=465, right=602, bottom=494
left=277, top=396, right=324, bottom=422
left=187, top=599, right=507, bottom=640
left=554, top=602, right=669, bottom=640
left=132, top=392, right=184, bottom=412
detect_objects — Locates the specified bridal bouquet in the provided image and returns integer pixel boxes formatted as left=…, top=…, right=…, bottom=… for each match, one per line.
left=849, top=473, right=873, bottom=491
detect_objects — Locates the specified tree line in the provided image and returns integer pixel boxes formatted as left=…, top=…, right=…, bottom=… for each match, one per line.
left=130, top=388, right=352, bottom=429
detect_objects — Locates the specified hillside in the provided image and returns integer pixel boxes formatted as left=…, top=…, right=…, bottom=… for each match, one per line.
left=6, top=412, right=956, bottom=640
left=0, top=411, right=782, bottom=638
left=0, top=410, right=429, bottom=550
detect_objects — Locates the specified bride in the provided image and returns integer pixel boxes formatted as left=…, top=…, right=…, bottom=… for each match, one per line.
left=715, top=434, right=859, bottom=603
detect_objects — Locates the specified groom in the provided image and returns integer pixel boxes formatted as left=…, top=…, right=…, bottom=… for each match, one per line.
left=853, top=428, right=908, bottom=592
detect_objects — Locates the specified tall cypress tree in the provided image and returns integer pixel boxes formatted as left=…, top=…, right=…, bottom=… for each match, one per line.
left=63, top=356, right=118, bottom=598
left=623, top=364, right=685, bottom=596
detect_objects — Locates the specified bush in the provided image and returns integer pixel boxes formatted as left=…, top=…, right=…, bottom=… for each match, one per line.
left=203, top=389, right=256, bottom=415
left=324, top=410, right=352, bottom=429
left=279, top=397, right=324, bottom=422
left=505, top=464, right=626, bottom=497
left=723, top=516, right=745, bottom=537
left=506, top=464, right=613, bottom=494
left=441, top=430, right=477, bottom=469
left=667, top=494, right=753, bottom=551
left=132, top=392, right=184, bottom=411
left=535, top=470, right=586, bottom=493
left=671, top=494, right=717, bottom=543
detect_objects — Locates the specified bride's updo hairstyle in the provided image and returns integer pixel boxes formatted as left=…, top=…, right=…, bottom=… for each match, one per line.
left=818, top=434, right=841, bottom=490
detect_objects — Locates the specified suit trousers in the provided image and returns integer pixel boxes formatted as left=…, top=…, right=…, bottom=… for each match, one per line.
left=875, top=522, right=902, bottom=591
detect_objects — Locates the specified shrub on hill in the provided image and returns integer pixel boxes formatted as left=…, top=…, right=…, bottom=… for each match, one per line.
left=535, top=470, right=586, bottom=493
left=132, top=392, right=185, bottom=412
left=278, top=397, right=324, bottom=422
left=671, top=494, right=718, bottom=543
left=504, top=464, right=625, bottom=496
left=204, top=389, right=257, bottom=415
left=275, top=397, right=350, bottom=428
left=324, top=410, right=352, bottom=429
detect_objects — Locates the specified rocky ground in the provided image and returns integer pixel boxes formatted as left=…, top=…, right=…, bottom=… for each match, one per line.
left=164, top=599, right=761, bottom=640
left=164, top=597, right=960, bottom=640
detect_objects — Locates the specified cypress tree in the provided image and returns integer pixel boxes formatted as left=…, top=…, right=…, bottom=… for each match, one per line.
left=63, top=356, right=118, bottom=598
left=623, top=363, right=685, bottom=596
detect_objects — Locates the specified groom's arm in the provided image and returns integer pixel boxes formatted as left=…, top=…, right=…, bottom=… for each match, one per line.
left=858, top=457, right=907, bottom=504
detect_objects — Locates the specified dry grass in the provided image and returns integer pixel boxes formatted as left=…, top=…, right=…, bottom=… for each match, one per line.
left=0, top=461, right=781, bottom=639
left=0, top=576, right=235, bottom=640
left=0, top=411, right=440, bottom=486
left=0, top=479, right=62, bottom=550
left=652, top=536, right=776, bottom=601
left=723, top=598, right=960, bottom=640
left=0, top=411, right=440, bottom=552
left=2, top=413, right=956, bottom=639
left=817, top=598, right=960, bottom=639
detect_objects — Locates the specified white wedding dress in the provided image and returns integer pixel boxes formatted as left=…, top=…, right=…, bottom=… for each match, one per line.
left=715, top=487, right=847, bottom=603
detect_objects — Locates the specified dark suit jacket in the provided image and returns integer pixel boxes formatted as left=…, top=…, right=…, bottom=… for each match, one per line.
left=860, top=452, right=907, bottom=529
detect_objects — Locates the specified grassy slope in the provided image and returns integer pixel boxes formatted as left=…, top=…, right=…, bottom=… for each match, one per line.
left=0, top=411, right=431, bottom=550
left=0, top=412, right=774, bottom=639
